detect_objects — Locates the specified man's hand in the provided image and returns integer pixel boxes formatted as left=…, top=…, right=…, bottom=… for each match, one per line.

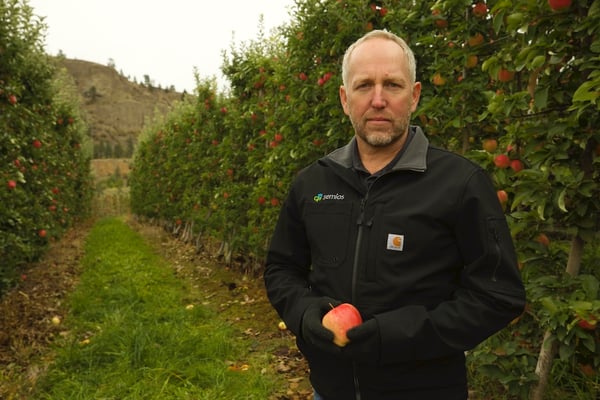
left=301, top=297, right=342, bottom=354
left=342, top=318, right=381, bottom=364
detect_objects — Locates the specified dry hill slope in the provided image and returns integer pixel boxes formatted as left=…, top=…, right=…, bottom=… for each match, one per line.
left=58, top=58, right=186, bottom=153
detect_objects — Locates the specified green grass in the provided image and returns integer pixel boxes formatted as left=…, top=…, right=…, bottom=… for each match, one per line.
left=34, top=217, right=275, bottom=399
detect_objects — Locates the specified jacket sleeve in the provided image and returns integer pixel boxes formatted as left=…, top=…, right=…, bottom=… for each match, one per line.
left=263, top=182, right=318, bottom=337
left=376, top=169, right=526, bottom=364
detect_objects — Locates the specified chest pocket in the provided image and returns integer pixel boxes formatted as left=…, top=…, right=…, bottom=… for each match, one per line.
left=303, top=201, right=354, bottom=268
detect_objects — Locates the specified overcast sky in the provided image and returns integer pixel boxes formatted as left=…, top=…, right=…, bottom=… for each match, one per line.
left=28, top=1, right=295, bottom=93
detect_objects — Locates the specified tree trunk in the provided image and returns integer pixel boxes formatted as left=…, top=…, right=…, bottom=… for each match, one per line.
left=531, top=331, right=558, bottom=400
left=565, top=236, right=584, bottom=277
left=531, top=235, right=585, bottom=399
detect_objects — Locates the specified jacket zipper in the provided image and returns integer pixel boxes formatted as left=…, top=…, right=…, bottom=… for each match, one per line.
left=351, top=193, right=371, bottom=400
left=491, top=225, right=501, bottom=282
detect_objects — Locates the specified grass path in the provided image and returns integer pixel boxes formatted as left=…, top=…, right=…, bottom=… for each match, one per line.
left=29, top=217, right=304, bottom=399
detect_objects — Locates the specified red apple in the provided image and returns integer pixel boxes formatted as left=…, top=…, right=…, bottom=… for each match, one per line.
left=497, top=190, right=508, bottom=205
left=472, top=2, right=488, bottom=17
left=38, top=229, right=47, bottom=238
left=493, top=154, right=511, bottom=168
left=579, top=363, right=595, bottom=377
left=432, top=9, right=448, bottom=28
left=467, top=33, right=484, bottom=47
left=548, top=0, right=571, bottom=11
left=435, top=18, right=448, bottom=28
left=432, top=73, right=446, bottom=86
left=466, top=54, right=479, bottom=69
left=577, top=318, right=597, bottom=331
left=32, top=139, right=42, bottom=148
left=498, top=68, right=515, bottom=82
left=8, top=94, right=17, bottom=105
left=322, top=303, right=363, bottom=347
left=379, top=7, right=388, bottom=17
left=536, top=233, right=550, bottom=247
left=510, top=159, right=524, bottom=172
left=482, top=138, right=498, bottom=153
left=298, top=72, right=308, bottom=81
left=7, top=180, right=17, bottom=190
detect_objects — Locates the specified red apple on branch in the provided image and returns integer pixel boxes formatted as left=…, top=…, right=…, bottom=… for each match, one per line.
left=548, top=0, right=571, bottom=11
left=493, top=154, right=511, bottom=169
left=497, top=190, right=508, bottom=205
left=498, top=68, right=515, bottom=82
left=322, top=303, right=363, bottom=347
left=577, top=319, right=597, bottom=331
left=472, top=2, right=488, bottom=17
left=510, top=159, right=524, bottom=173
left=482, top=138, right=498, bottom=153
left=536, top=233, right=550, bottom=247
left=432, top=73, right=446, bottom=86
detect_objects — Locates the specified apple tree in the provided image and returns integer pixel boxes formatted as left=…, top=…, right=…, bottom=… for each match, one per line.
left=129, top=0, right=599, bottom=396
left=0, top=0, right=93, bottom=294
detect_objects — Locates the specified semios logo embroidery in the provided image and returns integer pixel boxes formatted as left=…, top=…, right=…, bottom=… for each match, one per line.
left=313, top=192, right=345, bottom=202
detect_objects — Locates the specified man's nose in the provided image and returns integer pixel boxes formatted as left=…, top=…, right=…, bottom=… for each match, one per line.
left=371, top=85, right=386, bottom=108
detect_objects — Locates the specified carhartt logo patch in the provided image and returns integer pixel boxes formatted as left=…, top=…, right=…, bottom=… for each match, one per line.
left=386, top=234, right=404, bottom=251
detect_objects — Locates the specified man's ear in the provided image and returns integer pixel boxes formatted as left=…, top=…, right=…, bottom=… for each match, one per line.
left=339, top=85, right=350, bottom=116
left=411, top=81, right=422, bottom=112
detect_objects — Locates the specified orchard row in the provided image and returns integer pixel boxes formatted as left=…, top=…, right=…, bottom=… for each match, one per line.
left=1, top=1, right=93, bottom=292
left=129, top=0, right=600, bottom=397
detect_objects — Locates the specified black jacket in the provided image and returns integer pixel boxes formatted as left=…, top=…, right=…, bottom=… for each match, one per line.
left=264, top=127, right=526, bottom=399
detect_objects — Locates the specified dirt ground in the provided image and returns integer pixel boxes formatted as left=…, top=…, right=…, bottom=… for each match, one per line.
left=0, top=217, right=313, bottom=400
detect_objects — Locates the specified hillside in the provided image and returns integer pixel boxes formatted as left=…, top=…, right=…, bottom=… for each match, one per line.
left=57, top=58, right=186, bottom=156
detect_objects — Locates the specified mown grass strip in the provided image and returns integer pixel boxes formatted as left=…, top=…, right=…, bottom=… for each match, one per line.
left=34, top=217, right=275, bottom=399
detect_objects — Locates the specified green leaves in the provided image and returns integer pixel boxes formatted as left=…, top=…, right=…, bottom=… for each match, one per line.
left=1, top=1, right=92, bottom=292
left=129, top=2, right=600, bottom=394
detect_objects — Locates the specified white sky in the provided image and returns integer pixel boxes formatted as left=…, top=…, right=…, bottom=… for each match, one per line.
left=28, top=0, right=295, bottom=93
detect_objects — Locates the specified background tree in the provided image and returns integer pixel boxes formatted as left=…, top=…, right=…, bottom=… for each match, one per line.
left=129, top=1, right=599, bottom=397
left=1, top=0, right=93, bottom=294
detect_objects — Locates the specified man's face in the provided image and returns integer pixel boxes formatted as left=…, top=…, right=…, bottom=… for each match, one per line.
left=340, top=38, right=421, bottom=148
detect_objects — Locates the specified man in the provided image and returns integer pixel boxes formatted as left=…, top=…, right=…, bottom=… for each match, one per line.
left=264, top=30, right=526, bottom=400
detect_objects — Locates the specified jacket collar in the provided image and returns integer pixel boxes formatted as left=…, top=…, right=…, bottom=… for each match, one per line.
left=325, top=125, right=429, bottom=173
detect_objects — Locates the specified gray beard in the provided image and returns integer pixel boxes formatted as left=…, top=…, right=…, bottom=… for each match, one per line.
left=353, top=116, right=410, bottom=148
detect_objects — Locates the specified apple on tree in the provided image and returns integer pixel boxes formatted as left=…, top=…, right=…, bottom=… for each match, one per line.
left=497, top=190, right=508, bottom=205
left=493, top=154, right=511, bottom=169
left=472, top=2, right=488, bottom=17
left=548, top=0, right=572, bottom=11
left=322, top=303, right=363, bottom=347
left=482, top=138, right=498, bottom=153
left=510, top=159, right=524, bottom=173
